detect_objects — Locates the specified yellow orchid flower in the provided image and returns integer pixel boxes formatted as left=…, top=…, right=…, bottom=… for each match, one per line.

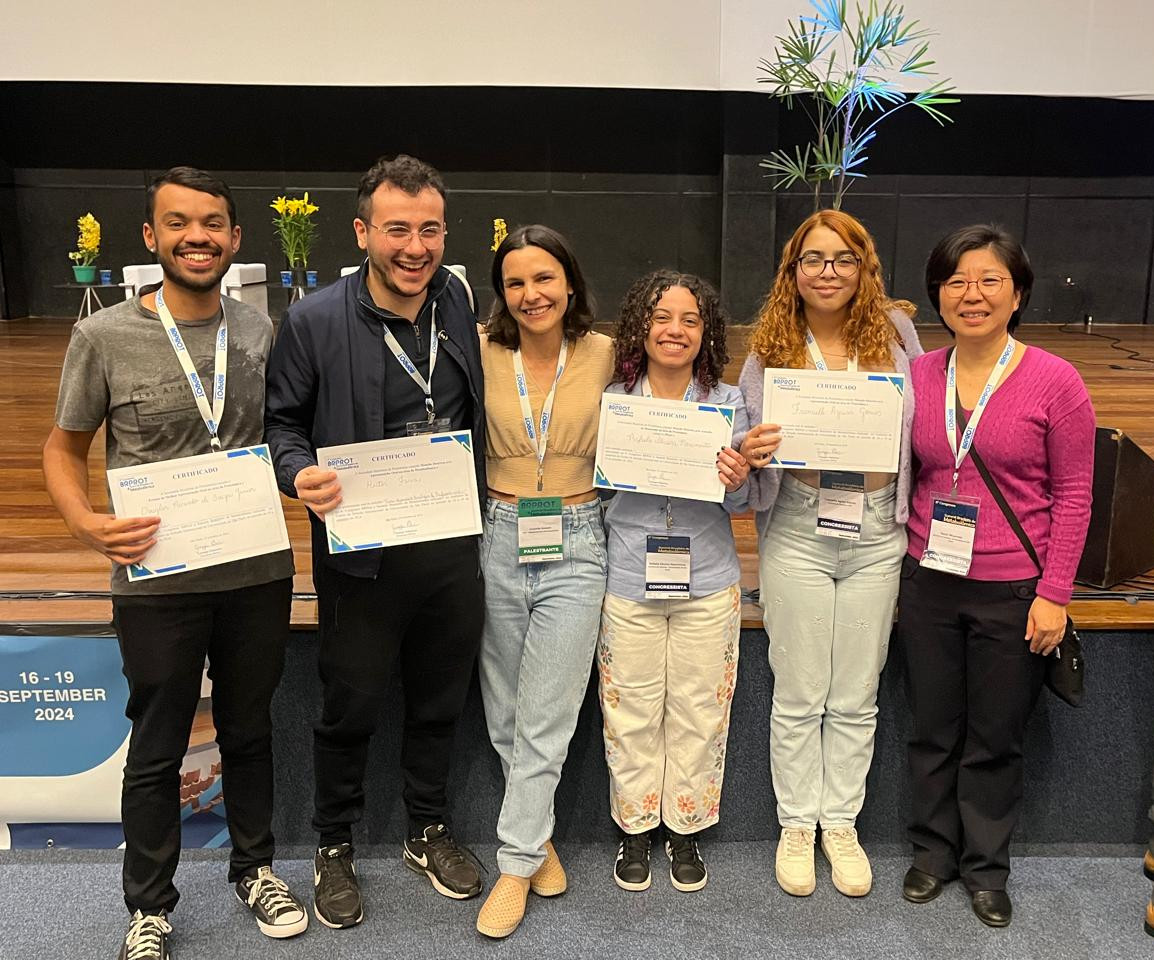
left=491, top=217, right=508, bottom=252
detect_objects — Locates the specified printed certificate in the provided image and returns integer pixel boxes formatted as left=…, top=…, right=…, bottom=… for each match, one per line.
left=318, top=431, right=482, bottom=553
left=593, top=394, right=735, bottom=503
left=761, top=368, right=905, bottom=473
left=107, top=445, right=289, bottom=581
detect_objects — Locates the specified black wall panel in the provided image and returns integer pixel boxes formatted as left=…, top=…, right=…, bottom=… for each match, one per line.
left=1, top=83, right=1151, bottom=324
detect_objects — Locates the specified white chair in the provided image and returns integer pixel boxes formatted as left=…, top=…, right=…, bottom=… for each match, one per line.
left=121, top=264, right=164, bottom=300
left=220, top=263, right=268, bottom=315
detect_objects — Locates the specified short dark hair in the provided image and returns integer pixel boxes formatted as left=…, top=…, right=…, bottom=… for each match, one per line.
left=356, top=154, right=446, bottom=223
left=485, top=224, right=596, bottom=349
left=145, top=166, right=236, bottom=227
left=611, top=270, right=730, bottom=394
left=925, top=224, right=1034, bottom=334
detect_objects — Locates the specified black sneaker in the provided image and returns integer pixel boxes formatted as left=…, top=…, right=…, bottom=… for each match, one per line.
left=614, top=830, right=652, bottom=891
left=403, top=823, right=482, bottom=900
left=666, top=830, right=708, bottom=892
left=236, top=865, right=309, bottom=938
left=313, top=843, right=364, bottom=929
left=118, top=910, right=172, bottom=960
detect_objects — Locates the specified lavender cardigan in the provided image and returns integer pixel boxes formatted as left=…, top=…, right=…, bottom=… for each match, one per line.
left=737, top=309, right=923, bottom=534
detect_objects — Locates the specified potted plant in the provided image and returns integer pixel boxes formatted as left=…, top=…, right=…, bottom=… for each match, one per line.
left=68, top=212, right=101, bottom=283
left=271, top=192, right=320, bottom=286
left=758, top=0, right=958, bottom=210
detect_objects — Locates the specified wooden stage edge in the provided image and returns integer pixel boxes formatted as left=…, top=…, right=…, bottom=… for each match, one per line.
left=2, top=319, right=1153, bottom=633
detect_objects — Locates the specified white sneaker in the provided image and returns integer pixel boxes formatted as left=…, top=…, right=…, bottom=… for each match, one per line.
left=820, top=826, right=872, bottom=897
left=775, top=826, right=816, bottom=896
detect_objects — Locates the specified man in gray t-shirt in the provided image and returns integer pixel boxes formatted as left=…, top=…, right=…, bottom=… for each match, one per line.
left=43, top=167, right=306, bottom=960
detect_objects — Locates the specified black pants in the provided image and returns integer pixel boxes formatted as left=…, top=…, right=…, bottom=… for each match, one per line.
left=896, top=555, right=1046, bottom=892
left=312, top=537, right=483, bottom=845
left=112, top=577, right=292, bottom=914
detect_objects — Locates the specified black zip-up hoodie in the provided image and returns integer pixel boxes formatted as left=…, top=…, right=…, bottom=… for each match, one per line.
left=265, top=262, right=486, bottom=579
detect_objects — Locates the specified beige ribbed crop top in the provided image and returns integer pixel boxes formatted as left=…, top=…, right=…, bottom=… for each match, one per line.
left=481, top=331, right=614, bottom=498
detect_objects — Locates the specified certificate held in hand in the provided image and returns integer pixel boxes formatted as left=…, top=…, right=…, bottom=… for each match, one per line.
left=762, top=368, right=905, bottom=473
left=107, top=444, right=290, bottom=581
left=593, top=393, right=735, bottom=503
left=318, top=431, right=482, bottom=553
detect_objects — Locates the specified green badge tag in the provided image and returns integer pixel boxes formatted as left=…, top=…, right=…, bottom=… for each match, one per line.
left=517, top=496, right=563, bottom=564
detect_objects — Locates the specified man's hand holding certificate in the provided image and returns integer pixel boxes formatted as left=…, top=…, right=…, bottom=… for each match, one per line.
left=593, top=394, right=735, bottom=503
left=107, top=444, right=290, bottom=581
left=761, top=368, right=905, bottom=473
left=318, top=431, right=482, bottom=553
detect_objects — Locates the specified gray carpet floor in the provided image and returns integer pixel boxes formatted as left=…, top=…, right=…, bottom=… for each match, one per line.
left=1, top=846, right=1150, bottom=960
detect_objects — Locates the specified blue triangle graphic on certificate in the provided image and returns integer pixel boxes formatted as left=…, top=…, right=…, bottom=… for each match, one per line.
left=328, top=530, right=353, bottom=553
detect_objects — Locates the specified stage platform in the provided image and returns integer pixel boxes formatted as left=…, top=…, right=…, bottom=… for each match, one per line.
left=2, top=319, right=1153, bottom=631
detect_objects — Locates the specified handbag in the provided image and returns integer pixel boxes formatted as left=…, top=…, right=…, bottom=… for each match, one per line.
left=959, top=395, right=1085, bottom=706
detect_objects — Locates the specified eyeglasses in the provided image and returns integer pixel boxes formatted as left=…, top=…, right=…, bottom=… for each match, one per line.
left=367, top=222, right=448, bottom=248
left=940, top=276, right=1011, bottom=298
left=795, top=254, right=860, bottom=278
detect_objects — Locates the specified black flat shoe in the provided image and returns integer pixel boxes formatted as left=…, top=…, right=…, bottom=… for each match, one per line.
left=971, top=889, right=1012, bottom=927
left=902, top=866, right=943, bottom=903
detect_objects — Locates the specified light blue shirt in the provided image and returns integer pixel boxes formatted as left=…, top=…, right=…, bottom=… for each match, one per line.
left=603, top=380, right=749, bottom=602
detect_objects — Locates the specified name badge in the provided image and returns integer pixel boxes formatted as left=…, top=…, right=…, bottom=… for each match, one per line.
left=816, top=471, right=865, bottom=541
left=645, top=535, right=691, bottom=599
left=406, top=417, right=453, bottom=436
left=921, top=493, right=980, bottom=576
left=517, top=496, right=563, bottom=563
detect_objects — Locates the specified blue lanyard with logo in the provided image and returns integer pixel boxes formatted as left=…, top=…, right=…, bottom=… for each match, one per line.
left=382, top=303, right=440, bottom=423
left=155, top=286, right=227, bottom=451
left=513, top=339, right=569, bottom=492
left=945, top=336, right=1015, bottom=491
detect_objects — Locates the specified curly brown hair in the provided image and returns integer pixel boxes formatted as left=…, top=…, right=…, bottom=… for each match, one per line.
left=749, top=209, right=915, bottom=370
left=611, top=270, right=731, bottom=393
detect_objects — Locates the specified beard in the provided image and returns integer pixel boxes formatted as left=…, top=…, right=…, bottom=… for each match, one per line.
left=159, top=244, right=232, bottom=293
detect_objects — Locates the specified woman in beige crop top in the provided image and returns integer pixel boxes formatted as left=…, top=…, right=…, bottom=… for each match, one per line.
left=474, top=225, right=612, bottom=939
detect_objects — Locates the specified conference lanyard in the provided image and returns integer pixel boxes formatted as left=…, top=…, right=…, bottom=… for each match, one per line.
left=513, top=339, right=569, bottom=492
left=945, top=336, right=1016, bottom=491
left=641, top=375, right=697, bottom=528
left=641, top=375, right=696, bottom=402
left=805, top=328, right=858, bottom=372
left=155, top=286, right=226, bottom=451
left=382, top=304, right=439, bottom=422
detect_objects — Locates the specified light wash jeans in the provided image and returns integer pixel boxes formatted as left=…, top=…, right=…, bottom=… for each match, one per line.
left=759, top=474, right=906, bottom=830
left=478, top=497, right=607, bottom=876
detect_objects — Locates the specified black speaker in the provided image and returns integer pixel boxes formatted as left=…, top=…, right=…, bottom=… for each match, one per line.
left=1076, top=427, right=1154, bottom=588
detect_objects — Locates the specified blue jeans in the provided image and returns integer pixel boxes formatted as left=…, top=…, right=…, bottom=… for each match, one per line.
left=478, top=497, right=607, bottom=876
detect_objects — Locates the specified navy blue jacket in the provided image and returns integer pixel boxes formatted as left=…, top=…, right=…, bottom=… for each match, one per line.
left=265, top=264, right=486, bottom=578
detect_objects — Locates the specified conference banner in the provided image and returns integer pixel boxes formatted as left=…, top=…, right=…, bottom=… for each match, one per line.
left=0, top=625, right=229, bottom=849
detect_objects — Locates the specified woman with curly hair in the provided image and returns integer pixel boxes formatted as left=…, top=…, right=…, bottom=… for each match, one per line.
left=738, top=210, right=922, bottom=899
left=597, top=270, right=750, bottom=894
left=475, top=224, right=614, bottom=939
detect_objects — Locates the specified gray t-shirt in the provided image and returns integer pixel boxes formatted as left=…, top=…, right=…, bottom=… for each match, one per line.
left=54, top=283, right=294, bottom=595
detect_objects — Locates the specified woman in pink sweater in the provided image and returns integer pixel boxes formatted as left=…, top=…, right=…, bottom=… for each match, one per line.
left=897, top=225, right=1094, bottom=928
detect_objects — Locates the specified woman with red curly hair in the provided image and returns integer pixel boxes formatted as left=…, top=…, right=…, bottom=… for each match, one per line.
left=738, top=210, right=922, bottom=899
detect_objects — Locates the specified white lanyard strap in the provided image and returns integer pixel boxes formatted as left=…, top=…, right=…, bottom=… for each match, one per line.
left=155, top=286, right=226, bottom=451
left=641, top=375, right=696, bottom=402
left=945, top=336, right=1016, bottom=488
left=381, top=303, right=439, bottom=421
left=805, top=328, right=858, bottom=373
left=513, top=338, right=569, bottom=491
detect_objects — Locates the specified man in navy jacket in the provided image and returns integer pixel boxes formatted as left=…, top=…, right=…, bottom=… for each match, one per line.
left=266, top=155, right=486, bottom=929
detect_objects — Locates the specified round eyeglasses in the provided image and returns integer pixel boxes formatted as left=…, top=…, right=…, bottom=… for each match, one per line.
left=367, top=222, right=447, bottom=248
left=795, top=254, right=860, bottom=278
left=940, top=276, right=1011, bottom=298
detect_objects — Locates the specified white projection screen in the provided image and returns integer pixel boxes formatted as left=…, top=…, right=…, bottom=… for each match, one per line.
left=2, top=0, right=1152, bottom=97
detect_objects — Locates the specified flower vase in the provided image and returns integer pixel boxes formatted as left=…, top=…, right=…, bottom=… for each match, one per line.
left=291, top=267, right=308, bottom=289
left=72, top=264, right=97, bottom=284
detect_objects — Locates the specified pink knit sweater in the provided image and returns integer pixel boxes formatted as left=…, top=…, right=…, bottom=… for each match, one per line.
left=906, top=345, right=1095, bottom=605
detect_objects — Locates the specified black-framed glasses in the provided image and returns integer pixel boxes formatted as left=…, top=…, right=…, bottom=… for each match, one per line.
left=940, top=276, right=1011, bottom=298
left=795, top=254, right=860, bottom=278
left=367, top=222, right=448, bottom=248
